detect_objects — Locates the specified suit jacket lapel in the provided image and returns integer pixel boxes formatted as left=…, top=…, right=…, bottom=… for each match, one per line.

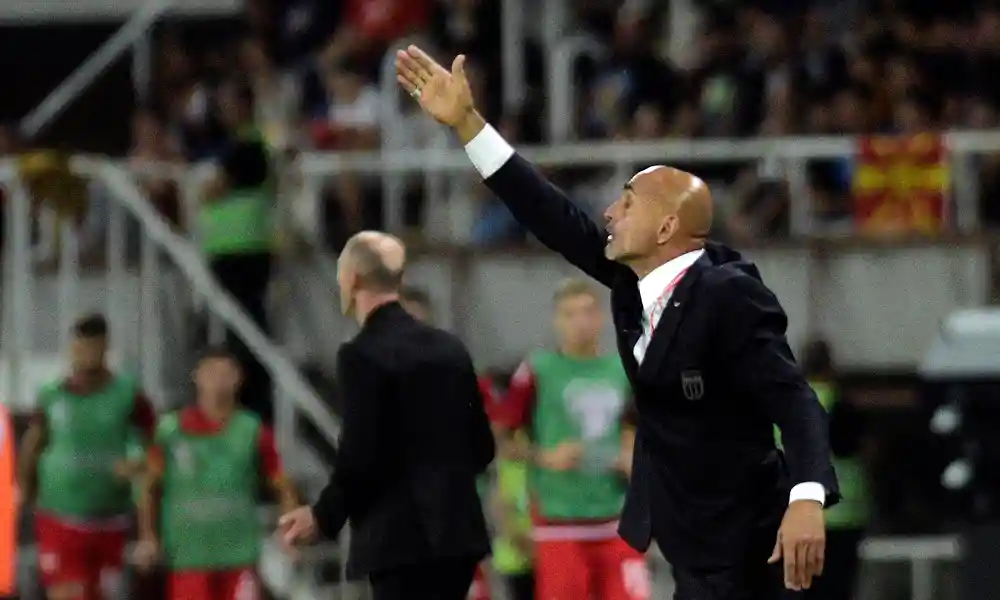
left=638, top=255, right=708, bottom=379
left=612, top=282, right=642, bottom=378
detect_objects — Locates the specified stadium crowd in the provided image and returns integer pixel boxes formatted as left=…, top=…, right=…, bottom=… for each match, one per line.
left=108, top=0, right=1000, bottom=248
left=5, top=1, right=1000, bottom=599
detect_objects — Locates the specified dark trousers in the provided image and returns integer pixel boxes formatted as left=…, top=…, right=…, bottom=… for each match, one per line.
left=209, top=251, right=273, bottom=423
left=503, top=572, right=534, bottom=600
left=369, top=557, right=479, bottom=600
left=672, top=527, right=802, bottom=600
left=804, top=529, right=863, bottom=600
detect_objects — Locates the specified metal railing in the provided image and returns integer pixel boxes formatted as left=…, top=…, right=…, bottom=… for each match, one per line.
left=0, top=157, right=340, bottom=462
left=296, top=129, right=1000, bottom=241
left=18, top=0, right=171, bottom=138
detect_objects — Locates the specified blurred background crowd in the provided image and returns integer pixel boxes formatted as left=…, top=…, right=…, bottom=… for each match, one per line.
left=3, top=0, right=1000, bottom=599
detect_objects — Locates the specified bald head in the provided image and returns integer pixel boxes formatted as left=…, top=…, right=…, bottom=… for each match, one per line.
left=341, top=231, right=407, bottom=292
left=604, top=165, right=714, bottom=275
left=629, top=165, right=713, bottom=240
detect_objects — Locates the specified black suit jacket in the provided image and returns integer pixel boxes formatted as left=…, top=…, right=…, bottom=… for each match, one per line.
left=484, top=154, right=840, bottom=568
left=312, top=302, right=495, bottom=578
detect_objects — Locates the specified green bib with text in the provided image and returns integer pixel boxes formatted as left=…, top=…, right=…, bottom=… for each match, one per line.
left=36, top=375, right=139, bottom=518
left=158, top=410, right=262, bottom=569
left=530, top=352, right=630, bottom=520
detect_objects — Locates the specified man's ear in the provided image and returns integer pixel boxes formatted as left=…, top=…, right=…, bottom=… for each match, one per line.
left=655, top=214, right=677, bottom=245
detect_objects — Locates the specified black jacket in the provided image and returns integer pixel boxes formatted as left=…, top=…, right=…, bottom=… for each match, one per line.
left=312, top=302, right=494, bottom=577
left=485, top=154, right=840, bottom=568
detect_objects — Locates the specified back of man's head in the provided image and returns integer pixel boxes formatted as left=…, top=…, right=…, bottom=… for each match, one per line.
left=342, top=231, right=407, bottom=293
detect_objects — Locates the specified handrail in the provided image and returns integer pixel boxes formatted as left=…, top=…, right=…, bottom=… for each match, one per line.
left=19, top=0, right=173, bottom=139
left=74, top=159, right=341, bottom=445
left=298, top=129, right=1000, bottom=174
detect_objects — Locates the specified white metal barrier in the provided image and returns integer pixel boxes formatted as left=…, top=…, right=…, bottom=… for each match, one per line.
left=19, top=0, right=170, bottom=138
left=296, top=130, right=1000, bottom=241
left=0, top=157, right=340, bottom=462
left=859, top=535, right=961, bottom=600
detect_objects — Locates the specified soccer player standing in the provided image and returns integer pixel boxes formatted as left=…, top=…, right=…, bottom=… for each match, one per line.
left=135, top=347, right=297, bottom=600
left=18, top=315, right=157, bottom=600
left=492, top=279, right=649, bottom=600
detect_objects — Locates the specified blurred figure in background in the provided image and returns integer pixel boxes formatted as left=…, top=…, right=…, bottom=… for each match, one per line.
left=489, top=426, right=534, bottom=600
left=19, top=314, right=157, bottom=600
left=493, top=279, right=646, bottom=600
left=779, top=340, right=871, bottom=600
left=199, top=138, right=275, bottom=422
left=135, top=347, right=297, bottom=600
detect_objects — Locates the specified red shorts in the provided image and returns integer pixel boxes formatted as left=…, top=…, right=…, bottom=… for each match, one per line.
left=536, top=536, right=651, bottom=600
left=468, top=562, right=490, bottom=600
left=35, top=512, right=129, bottom=600
left=168, top=567, right=259, bottom=600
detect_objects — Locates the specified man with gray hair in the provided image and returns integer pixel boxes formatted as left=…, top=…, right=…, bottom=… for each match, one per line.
left=279, top=231, right=496, bottom=600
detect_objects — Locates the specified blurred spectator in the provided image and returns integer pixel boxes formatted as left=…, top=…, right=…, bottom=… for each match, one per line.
left=199, top=138, right=275, bottom=422
left=129, top=109, right=183, bottom=228
left=240, top=37, right=302, bottom=151
left=308, top=60, right=380, bottom=151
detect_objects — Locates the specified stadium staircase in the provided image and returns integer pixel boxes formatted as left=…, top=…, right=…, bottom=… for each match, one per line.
left=0, top=158, right=356, bottom=599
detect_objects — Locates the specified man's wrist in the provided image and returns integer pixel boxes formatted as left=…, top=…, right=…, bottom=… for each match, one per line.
left=455, top=109, right=486, bottom=145
left=789, top=481, right=826, bottom=506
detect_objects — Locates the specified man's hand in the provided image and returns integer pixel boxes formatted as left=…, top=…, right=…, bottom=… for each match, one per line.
left=278, top=506, right=319, bottom=554
left=113, top=458, right=145, bottom=481
left=537, top=442, right=584, bottom=471
left=395, top=45, right=476, bottom=129
left=768, top=500, right=825, bottom=590
left=132, top=537, right=159, bottom=572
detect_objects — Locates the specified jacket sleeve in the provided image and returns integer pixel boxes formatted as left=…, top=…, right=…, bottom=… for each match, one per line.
left=715, top=273, right=841, bottom=506
left=312, top=344, right=388, bottom=539
left=467, top=125, right=624, bottom=288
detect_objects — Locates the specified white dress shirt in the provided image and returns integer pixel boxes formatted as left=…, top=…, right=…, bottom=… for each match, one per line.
left=464, top=124, right=826, bottom=507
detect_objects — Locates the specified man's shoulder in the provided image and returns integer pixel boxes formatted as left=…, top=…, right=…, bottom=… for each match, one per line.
left=346, top=320, right=471, bottom=365
left=698, top=259, right=773, bottom=301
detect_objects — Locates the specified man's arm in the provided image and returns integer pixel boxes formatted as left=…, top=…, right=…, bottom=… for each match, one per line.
left=492, top=360, right=535, bottom=461
left=17, top=411, right=46, bottom=504
left=257, top=426, right=299, bottom=513
left=457, top=112, right=622, bottom=288
left=717, top=274, right=840, bottom=506
left=312, top=345, right=386, bottom=539
left=138, top=445, right=164, bottom=543
left=616, top=401, right=639, bottom=478
left=467, top=370, right=496, bottom=473
left=131, top=392, right=158, bottom=442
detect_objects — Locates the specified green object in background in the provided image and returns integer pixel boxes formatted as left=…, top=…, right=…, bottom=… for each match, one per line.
left=775, top=381, right=870, bottom=529
left=158, top=410, right=263, bottom=569
left=35, top=375, right=139, bottom=518
left=199, top=188, right=274, bottom=256
left=493, top=459, right=533, bottom=575
left=529, top=351, right=630, bottom=520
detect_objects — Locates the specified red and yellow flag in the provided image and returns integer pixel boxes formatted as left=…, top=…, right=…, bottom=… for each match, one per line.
left=852, top=133, right=949, bottom=235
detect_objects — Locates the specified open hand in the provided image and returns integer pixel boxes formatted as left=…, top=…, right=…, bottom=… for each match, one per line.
left=395, top=45, right=475, bottom=127
left=768, top=500, right=825, bottom=590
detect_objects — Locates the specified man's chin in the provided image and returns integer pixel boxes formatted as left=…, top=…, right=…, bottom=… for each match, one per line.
left=604, top=245, right=627, bottom=263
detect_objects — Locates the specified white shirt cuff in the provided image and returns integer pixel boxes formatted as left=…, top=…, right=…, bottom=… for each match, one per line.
left=789, top=482, right=826, bottom=506
left=464, top=124, right=515, bottom=179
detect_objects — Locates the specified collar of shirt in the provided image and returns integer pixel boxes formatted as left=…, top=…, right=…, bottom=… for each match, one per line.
left=637, top=248, right=705, bottom=313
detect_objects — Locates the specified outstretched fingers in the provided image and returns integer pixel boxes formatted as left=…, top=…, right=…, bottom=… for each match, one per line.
left=395, top=50, right=425, bottom=90
left=406, top=45, right=441, bottom=74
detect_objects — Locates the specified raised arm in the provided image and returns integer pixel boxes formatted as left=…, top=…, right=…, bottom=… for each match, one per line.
left=396, top=46, right=622, bottom=288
